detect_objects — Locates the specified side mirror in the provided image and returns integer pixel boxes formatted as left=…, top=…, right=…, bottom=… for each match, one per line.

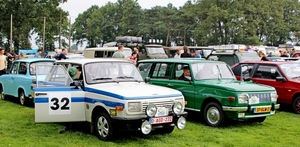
left=243, top=75, right=251, bottom=81
left=276, top=77, right=286, bottom=82
left=72, top=80, right=83, bottom=89
left=144, top=77, right=150, bottom=83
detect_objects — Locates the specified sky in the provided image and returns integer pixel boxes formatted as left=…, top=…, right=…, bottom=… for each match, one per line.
left=32, top=0, right=186, bottom=50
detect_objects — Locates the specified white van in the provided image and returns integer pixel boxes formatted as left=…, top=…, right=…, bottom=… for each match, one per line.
left=83, top=47, right=132, bottom=58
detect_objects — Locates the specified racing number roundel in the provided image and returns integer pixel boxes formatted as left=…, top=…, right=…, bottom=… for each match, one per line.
left=48, top=92, right=71, bottom=115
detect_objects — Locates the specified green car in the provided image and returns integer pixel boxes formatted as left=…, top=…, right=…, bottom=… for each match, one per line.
left=137, top=59, right=280, bottom=127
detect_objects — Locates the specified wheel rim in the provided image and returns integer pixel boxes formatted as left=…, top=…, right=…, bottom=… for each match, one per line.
left=20, top=92, right=25, bottom=105
left=206, top=106, right=220, bottom=125
left=97, top=116, right=109, bottom=138
left=294, top=99, right=300, bottom=113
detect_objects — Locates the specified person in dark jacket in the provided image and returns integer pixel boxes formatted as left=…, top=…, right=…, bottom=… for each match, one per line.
left=178, top=66, right=191, bottom=81
left=180, top=46, right=192, bottom=58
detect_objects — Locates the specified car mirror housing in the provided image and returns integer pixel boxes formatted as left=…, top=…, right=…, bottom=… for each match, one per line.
left=276, top=77, right=286, bottom=82
left=144, top=77, right=150, bottom=83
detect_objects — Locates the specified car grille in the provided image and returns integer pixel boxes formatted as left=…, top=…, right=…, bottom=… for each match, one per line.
left=142, top=100, right=174, bottom=112
left=248, top=93, right=271, bottom=102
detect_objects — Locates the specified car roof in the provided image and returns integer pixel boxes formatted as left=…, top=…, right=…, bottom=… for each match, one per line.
left=15, top=58, right=55, bottom=63
left=237, top=60, right=300, bottom=65
left=138, top=58, right=225, bottom=64
left=55, top=58, right=132, bottom=65
left=84, top=47, right=131, bottom=51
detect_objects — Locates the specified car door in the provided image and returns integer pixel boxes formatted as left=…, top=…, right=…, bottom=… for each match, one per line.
left=167, top=63, right=195, bottom=110
left=251, top=64, right=287, bottom=99
left=232, top=63, right=255, bottom=80
left=34, top=65, right=86, bottom=123
left=6, top=62, right=19, bottom=95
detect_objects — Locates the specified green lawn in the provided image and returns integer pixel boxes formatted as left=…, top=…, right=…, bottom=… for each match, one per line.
left=0, top=99, right=299, bottom=147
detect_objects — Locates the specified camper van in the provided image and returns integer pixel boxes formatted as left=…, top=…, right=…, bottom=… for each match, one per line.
left=83, top=47, right=132, bottom=58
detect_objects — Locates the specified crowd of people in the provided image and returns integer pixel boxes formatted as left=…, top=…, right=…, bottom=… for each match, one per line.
left=173, top=46, right=202, bottom=59
left=112, top=45, right=140, bottom=64
left=258, top=48, right=299, bottom=61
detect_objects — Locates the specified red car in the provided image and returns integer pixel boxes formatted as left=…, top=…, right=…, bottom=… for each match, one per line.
left=231, top=61, right=300, bottom=114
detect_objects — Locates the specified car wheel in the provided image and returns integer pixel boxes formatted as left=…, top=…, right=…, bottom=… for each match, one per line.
left=0, top=85, right=5, bottom=100
left=203, top=102, right=226, bottom=127
left=19, top=90, right=27, bottom=106
left=292, top=97, right=300, bottom=114
left=248, top=116, right=266, bottom=123
left=155, top=126, right=175, bottom=134
left=94, top=112, right=114, bottom=141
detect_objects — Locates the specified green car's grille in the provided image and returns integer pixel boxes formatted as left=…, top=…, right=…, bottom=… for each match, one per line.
left=248, top=93, right=271, bottom=102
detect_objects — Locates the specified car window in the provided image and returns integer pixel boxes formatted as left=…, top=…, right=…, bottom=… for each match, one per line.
left=172, top=63, right=189, bottom=80
left=30, top=62, right=54, bottom=75
left=192, top=63, right=235, bottom=80
left=232, top=64, right=254, bottom=76
left=137, top=62, right=153, bottom=78
left=106, top=51, right=114, bottom=58
left=18, top=62, right=27, bottom=75
left=253, top=65, right=281, bottom=79
left=151, top=63, right=172, bottom=79
left=10, top=62, right=19, bottom=74
left=219, top=56, right=235, bottom=66
left=94, top=51, right=104, bottom=57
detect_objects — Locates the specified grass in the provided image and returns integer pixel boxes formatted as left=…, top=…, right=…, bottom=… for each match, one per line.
left=0, top=99, right=299, bottom=147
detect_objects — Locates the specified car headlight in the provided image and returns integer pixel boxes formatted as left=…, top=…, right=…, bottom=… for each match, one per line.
left=128, top=102, right=142, bottom=112
left=172, top=102, right=183, bottom=115
left=145, top=103, right=157, bottom=117
left=271, top=92, right=278, bottom=102
left=238, top=93, right=249, bottom=104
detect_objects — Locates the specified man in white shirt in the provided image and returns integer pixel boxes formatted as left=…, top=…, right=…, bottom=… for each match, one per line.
left=0, top=48, right=7, bottom=75
left=174, top=49, right=181, bottom=58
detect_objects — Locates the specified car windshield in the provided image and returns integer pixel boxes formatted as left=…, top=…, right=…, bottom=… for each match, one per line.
left=147, top=47, right=166, bottom=55
left=240, top=53, right=261, bottom=61
left=30, top=62, right=54, bottom=75
left=192, top=63, right=235, bottom=80
left=84, top=62, right=143, bottom=84
left=280, top=63, right=300, bottom=79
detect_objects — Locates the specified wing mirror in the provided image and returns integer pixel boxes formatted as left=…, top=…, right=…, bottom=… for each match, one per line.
left=276, top=77, right=286, bottom=82
left=72, top=80, right=83, bottom=89
left=144, top=77, right=150, bottom=83
left=243, top=75, right=251, bottom=81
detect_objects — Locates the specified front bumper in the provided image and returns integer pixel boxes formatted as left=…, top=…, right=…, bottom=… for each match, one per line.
left=111, top=111, right=188, bottom=132
left=222, top=104, right=280, bottom=112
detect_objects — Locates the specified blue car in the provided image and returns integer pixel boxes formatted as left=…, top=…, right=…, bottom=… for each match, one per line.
left=0, top=58, right=55, bottom=106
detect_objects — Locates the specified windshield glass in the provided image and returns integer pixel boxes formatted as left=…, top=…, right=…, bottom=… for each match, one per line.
left=147, top=47, right=166, bottom=55
left=240, top=53, right=261, bottom=61
left=280, top=63, right=300, bottom=79
left=84, top=62, right=143, bottom=84
left=192, top=63, right=235, bottom=80
left=30, top=62, right=54, bottom=75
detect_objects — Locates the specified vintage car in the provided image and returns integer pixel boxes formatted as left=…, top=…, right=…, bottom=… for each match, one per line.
left=267, top=57, right=299, bottom=62
left=231, top=61, right=300, bottom=114
left=0, top=58, right=55, bottom=105
left=33, top=58, right=187, bottom=141
left=137, top=59, right=280, bottom=127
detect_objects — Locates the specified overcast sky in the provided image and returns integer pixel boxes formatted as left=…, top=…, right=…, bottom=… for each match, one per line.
left=60, top=0, right=186, bottom=20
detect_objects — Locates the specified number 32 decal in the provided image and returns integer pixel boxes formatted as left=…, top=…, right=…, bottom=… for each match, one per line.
left=48, top=92, right=71, bottom=115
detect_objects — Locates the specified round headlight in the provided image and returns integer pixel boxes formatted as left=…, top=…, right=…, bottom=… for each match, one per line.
left=176, top=116, right=186, bottom=130
left=141, top=120, right=152, bottom=134
left=172, top=102, right=183, bottom=115
left=146, top=103, right=157, bottom=117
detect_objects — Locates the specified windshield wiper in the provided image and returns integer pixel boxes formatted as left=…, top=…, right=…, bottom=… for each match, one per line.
left=92, top=77, right=112, bottom=81
left=117, top=76, right=134, bottom=79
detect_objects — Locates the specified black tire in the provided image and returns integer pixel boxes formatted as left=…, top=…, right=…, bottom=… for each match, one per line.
left=19, top=90, right=27, bottom=106
left=94, top=112, right=114, bottom=141
left=0, top=85, right=5, bottom=100
left=155, top=126, right=175, bottom=134
left=248, top=116, right=266, bottom=123
left=203, top=102, right=226, bottom=127
left=292, top=97, right=300, bottom=114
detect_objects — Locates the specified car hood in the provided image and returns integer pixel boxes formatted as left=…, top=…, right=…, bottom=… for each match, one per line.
left=85, top=82, right=183, bottom=100
left=195, top=79, right=275, bottom=92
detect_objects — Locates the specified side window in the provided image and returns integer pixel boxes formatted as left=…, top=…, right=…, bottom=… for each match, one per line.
left=18, top=62, right=27, bottom=75
left=173, top=63, right=189, bottom=80
left=106, top=51, right=114, bottom=58
left=94, top=51, right=104, bottom=58
left=233, top=64, right=254, bottom=76
left=254, top=65, right=280, bottom=79
left=219, top=56, right=235, bottom=66
left=151, top=63, right=172, bottom=79
left=10, top=62, right=19, bottom=74
left=137, top=63, right=153, bottom=78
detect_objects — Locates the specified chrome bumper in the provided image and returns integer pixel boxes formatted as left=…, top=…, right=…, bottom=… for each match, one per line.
left=222, top=104, right=280, bottom=112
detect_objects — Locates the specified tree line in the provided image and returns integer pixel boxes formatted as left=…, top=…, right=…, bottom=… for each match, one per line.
left=1, top=0, right=300, bottom=52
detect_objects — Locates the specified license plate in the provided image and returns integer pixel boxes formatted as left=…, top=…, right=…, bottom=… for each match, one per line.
left=255, top=107, right=271, bottom=113
left=150, top=116, right=173, bottom=124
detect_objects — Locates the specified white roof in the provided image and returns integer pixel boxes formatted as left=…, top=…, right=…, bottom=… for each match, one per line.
left=84, top=47, right=131, bottom=51
left=55, top=58, right=131, bottom=65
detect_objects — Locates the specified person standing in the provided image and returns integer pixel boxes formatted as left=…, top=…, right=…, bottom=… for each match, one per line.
left=34, top=49, right=42, bottom=58
left=0, top=48, right=7, bottom=75
left=57, top=48, right=67, bottom=60
left=112, top=45, right=126, bottom=58
left=174, top=49, right=181, bottom=58
left=180, top=46, right=192, bottom=58
left=134, top=48, right=140, bottom=62
left=195, top=50, right=201, bottom=58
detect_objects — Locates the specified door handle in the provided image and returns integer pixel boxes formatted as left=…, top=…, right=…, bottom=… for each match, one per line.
left=167, top=83, right=174, bottom=87
left=35, top=93, right=47, bottom=96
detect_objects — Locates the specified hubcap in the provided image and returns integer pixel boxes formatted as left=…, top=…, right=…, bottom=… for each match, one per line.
left=97, top=116, right=109, bottom=137
left=295, top=99, right=300, bottom=113
left=207, top=107, right=220, bottom=125
left=20, top=92, right=25, bottom=105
